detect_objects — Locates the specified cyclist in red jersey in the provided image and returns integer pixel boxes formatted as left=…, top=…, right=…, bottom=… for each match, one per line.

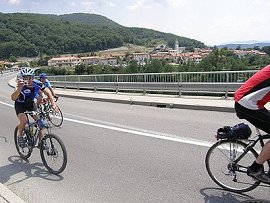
left=234, top=64, right=270, bottom=184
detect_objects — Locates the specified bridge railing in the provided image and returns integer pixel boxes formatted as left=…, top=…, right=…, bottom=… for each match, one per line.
left=47, top=70, right=258, bottom=97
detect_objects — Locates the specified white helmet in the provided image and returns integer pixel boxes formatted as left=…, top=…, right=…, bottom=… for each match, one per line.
left=20, top=67, right=35, bottom=76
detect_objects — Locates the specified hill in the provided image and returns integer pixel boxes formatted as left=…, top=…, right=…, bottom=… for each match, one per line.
left=0, top=12, right=205, bottom=59
left=217, top=42, right=270, bottom=49
left=58, top=13, right=121, bottom=27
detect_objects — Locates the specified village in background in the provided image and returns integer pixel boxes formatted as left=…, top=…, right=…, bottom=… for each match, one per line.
left=0, top=40, right=268, bottom=72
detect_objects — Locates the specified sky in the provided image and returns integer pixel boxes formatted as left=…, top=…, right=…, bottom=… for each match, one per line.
left=1, top=0, right=270, bottom=46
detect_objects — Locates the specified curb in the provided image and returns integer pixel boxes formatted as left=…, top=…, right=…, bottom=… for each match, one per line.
left=0, top=184, right=25, bottom=203
left=56, top=92, right=235, bottom=113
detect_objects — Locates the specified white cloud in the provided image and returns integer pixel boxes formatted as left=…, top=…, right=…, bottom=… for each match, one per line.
left=106, top=1, right=115, bottom=7
left=127, top=0, right=186, bottom=10
left=80, top=0, right=115, bottom=13
left=70, top=2, right=76, bottom=7
left=250, top=0, right=270, bottom=6
left=166, top=0, right=187, bottom=7
left=127, top=0, right=146, bottom=10
left=8, top=0, right=20, bottom=5
left=81, top=1, right=95, bottom=13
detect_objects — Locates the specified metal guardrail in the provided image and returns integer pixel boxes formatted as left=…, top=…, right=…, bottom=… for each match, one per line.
left=48, top=70, right=258, bottom=83
left=48, top=70, right=258, bottom=97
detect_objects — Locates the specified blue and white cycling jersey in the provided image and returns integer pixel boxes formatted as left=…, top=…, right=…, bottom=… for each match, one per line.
left=40, top=79, right=51, bottom=88
left=16, top=81, right=45, bottom=103
left=33, top=79, right=46, bottom=89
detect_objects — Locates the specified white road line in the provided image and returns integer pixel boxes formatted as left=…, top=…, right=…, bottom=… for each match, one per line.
left=0, top=101, right=14, bottom=107
left=64, top=117, right=213, bottom=147
left=0, top=100, right=214, bottom=148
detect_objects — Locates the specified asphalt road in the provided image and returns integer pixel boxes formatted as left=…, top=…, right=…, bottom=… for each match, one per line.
left=0, top=73, right=269, bottom=203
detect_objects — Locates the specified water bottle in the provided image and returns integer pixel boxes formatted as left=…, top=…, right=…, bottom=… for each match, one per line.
left=29, top=126, right=36, bottom=137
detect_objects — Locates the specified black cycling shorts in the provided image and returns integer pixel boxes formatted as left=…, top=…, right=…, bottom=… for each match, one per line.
left=235, top=102, right=270, bottom=134
left=15, top=101, right=37, bottom=115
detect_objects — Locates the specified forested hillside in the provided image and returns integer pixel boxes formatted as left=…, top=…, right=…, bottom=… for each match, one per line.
left=0, top=13, right=205, bottom=59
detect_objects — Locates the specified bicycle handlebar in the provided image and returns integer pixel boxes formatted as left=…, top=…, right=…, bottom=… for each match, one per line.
left=24, top=111, right=38, bottom=116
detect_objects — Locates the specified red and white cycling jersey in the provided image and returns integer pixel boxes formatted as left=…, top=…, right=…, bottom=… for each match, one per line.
left=234, top=64, right=270, bottom=110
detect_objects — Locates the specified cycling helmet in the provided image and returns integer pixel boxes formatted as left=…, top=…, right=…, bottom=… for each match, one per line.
left=39, top=73, right=47, bottom=78
left=20, top=67, right=35, bottom=76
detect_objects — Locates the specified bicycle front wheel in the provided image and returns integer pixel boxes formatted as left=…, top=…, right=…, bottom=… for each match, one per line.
left=14, top=126, right=32, bottom=159
left=40, top=133, right=67, bottom=174
left=48, top=106, right=63, bottom=127
left=205, top=139, right=260, bottom=193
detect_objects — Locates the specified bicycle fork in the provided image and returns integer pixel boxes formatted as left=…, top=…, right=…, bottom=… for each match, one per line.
left=229, top=143, right=238, bottom=182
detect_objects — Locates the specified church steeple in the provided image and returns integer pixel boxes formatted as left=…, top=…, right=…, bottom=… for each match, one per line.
left=175, top=39, right=179, bottom=53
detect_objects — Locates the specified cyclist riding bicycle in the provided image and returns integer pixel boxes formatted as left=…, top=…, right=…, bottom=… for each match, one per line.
left=234, top=63, right=270, bottom=184
left=11, top=67, right=58, bottom=147
left=38, top=73, right=56, bottom=97
left=37, top=72, right=58, bottom=107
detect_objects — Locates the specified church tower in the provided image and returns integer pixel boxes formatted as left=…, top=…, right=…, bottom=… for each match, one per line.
left=175, top=39, right=179, bottom=53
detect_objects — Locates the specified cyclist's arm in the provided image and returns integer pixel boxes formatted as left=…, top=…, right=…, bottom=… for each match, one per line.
left=43, top=87, right=58, bottom=111
left=11, top=80, right=24, bottom=101
left=48, top=86, right=56, bottom=97
left=36, top=90, right=43, bottom=106
left=46, top=80, right=56, bottom=96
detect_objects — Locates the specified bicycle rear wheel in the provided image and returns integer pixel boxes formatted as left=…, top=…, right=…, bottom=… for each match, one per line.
left=40, top=133, right=67, bottom=174
left=205, top=139, right=260, bottom=193
left=47, top=106, right=63, bottom=127
left=14, top=126, right=32, bottom=159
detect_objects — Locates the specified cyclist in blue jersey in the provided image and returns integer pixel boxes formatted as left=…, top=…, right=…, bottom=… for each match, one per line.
left=39, top=73, right=56, bottom=97
left=11, top=67, right=58, bottom=147
left=37, top=72, right=58, bottom=108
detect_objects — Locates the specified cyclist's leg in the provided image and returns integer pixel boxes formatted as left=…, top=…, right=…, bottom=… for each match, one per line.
left=235, top=102, right=270, bottom=181
left=31, top=103, right=45, bottom=143
left=15, top=102, right=28, bottom=137
left=17, top=113, right=27, bottom=137
left=256, top=141, right=270, bottom=164
left=240, top=105, right=270, bottom=164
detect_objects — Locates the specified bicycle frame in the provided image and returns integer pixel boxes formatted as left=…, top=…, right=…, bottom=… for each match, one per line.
left=24, top=111, right=50, bottom=148
left=15, top=110, right=67, bottom=174
left=230, top=131, right=270, bottom=174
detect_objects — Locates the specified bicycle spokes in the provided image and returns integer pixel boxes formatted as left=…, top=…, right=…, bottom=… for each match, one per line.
left=40, top=134, right=67, bottom=174
left=205, top=140, right=260, bottom=193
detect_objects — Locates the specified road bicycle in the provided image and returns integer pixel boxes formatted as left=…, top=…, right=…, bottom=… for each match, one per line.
left=14, top=110, right=67, bottom=174
left=40, top=96, right=63, bottom=127
left=205, top=127, right=270, bottom=193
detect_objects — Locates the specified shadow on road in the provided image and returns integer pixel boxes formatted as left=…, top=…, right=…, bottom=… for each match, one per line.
left=200, top=187, right=270, bottom=203
left=0, top=155, right=64, bottom=185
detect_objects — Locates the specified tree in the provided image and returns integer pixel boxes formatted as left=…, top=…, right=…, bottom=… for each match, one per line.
left=262, top=46, right=270, bottom=56
left=8, top=55, right=17, bottom=62
left=75, top=64, right=86, bottom=75
left=125, top=60, right=139, bottom=73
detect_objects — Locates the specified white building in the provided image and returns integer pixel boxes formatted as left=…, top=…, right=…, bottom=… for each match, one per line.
left=48, top=57, right=81, bottom=68
left=98, top=56, right=117, bottom=66
left=132, top=53, right=150, bottom=62
left=80, top=56, right=99, bottom=65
